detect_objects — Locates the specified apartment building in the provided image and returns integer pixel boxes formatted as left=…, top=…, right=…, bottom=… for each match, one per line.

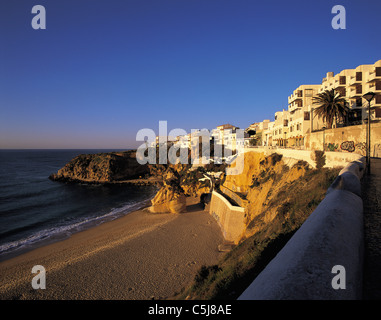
left=246, top=120, right=270, bottom=133
left=268, top=59, right=381, bottom=148
left=212, top=124, right=239, bottom=145
left=318, top=59, right=381, bottom=122
left=287, top=84, right=322, bottom=147
left=245, top=120, right=271, bottom=146
left=174, top=133, right=191, bottom=149
left=271, top=109, right=289, bottom=147
left=263, top=121, right=275, bottom=146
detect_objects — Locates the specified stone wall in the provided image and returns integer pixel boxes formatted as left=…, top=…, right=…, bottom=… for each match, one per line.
left=244, top=147, right=363, bottom=169
left=219, top=185, right=249, bottom=208
left=209, top=191, right=246, bottom=244
left=305, top=122, right=381, bottom=157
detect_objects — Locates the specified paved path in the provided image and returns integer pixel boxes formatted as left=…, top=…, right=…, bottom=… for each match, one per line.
left=362, top=158, right=381, bottom=299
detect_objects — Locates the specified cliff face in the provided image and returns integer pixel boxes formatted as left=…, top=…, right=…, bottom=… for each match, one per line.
left=149, top=164, right=217, bottom=213
left=177, top=151, right=342, bottom=299
left=49, top=150, right=216, bottom=214
left=149, top=168, right=187, bottom=213
left=222, top=152, right=313, bottom=239
left=49, top=150, right=152, bottom=183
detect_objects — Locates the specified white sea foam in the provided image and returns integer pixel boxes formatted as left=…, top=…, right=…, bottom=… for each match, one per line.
left=0, top=199, right=150, bottom=257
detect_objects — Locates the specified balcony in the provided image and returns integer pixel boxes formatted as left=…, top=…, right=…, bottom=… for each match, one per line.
left=366, top=67, right=381, bottom=83
left=335, top=76, right=347, bottom=87
left=349, top=98, right=363, bottom=109
left=288, top=100, right=303, bottom=112
left=288, top=91, right=303, bottom=104
left=368, top=81, right=381, bottom=93
left=335, top=87, right=346, bottom=97
left=374, top=95, right=381, bottom=106
left=348, top=72, right=363, bottom=86
left=348, top=85, right=363, bottom=98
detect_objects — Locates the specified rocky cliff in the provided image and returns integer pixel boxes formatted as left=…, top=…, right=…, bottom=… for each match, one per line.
left=148, top=164, right=221, bottom=213
left=149, top=168, right=187, bottom=213
left=49, top=150, right=154, bottom=183
left=177, top=151, right=342, bottom=299
left=223, top=151, right=310, bottom=238
left=49, top=149, right=220, bottom=213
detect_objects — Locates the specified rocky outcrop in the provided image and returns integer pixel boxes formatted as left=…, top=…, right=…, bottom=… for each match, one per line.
left=49, top=150, right=153, bottom=183
left=179, top=151, right=343, bottom=300
left=49, top=149, right=218, bottom=214
left=149, top=168, right=187, bottom=213
left=218, top=151, right=318, bottom=240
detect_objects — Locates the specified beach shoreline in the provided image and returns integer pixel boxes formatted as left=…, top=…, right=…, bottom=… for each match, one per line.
left=0, top=193, right=158, bottom=264
left=0, top=196, right=225, bottom=300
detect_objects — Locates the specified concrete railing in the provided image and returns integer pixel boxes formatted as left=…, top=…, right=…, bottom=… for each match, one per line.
left=238, top=157, right=366, bottom=300
left=219, top=185, right=249, bottom=208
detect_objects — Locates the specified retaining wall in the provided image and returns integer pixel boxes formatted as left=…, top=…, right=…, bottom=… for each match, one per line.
left=238, top=157, right=366, bottom=300
left=209, top=191, right=246, bottom=244
left=305, top=122, right=381, bottom=157
left=245, top=147, right=363, bottom=168
left=219, top=185, right=249, bottom=208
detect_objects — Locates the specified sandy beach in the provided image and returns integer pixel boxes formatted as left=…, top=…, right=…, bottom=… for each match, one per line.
left=0, top=197, right=224, bottom=300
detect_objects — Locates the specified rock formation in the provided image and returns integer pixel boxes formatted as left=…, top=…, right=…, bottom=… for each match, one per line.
left=49, top=149, right=221, bottom=214
left=149, top=168, right=187, bottom=213
left=49, top=150, right=152, bottom=183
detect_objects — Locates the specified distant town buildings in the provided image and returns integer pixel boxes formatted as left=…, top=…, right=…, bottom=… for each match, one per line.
left=154, top=59, right=381, bottom=152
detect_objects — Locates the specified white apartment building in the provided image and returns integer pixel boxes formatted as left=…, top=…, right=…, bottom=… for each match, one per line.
left=212, top=124, right=238, bottom=145
left=269, top=59, right=381, bottom=148
left=318, top=60, right=381, bottom=122
left=271, top=109, right=289, bottom=147
left=263, top=121, right=275, bottom=146
left=287, top=84, right=322, bottom=147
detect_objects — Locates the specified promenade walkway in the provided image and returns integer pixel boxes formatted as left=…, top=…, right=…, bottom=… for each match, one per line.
left=362, top=158, right=381, bottom=299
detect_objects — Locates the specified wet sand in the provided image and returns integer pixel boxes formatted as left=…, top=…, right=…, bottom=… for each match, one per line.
left=0, top=197, right=224, bottom=300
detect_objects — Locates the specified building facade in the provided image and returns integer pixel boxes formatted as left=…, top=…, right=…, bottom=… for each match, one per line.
left=266, top=59, right=381, bottom=149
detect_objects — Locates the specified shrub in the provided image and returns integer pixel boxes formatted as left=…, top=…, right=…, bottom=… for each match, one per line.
left=314, top=150, right=326, bottom=169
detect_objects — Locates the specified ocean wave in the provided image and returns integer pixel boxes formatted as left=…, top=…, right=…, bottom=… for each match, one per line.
left=0, top=198, right=151, bottom=258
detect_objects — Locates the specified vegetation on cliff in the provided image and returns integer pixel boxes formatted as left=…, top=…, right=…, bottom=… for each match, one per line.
left=175, top=153, right=341, bottom=299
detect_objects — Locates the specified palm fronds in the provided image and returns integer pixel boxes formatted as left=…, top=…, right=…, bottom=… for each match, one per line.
left=312, top=89, right=349, bottom=128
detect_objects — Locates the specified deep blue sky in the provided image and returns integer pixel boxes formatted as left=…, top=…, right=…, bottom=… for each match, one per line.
left=1, top=0, right=380, bottom=149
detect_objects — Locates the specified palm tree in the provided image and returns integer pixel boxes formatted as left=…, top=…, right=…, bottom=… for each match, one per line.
left=312, top=89, right=349, bottom=129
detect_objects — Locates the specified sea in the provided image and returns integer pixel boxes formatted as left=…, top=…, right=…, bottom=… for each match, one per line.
left=0, top=149, right=158, bottom=262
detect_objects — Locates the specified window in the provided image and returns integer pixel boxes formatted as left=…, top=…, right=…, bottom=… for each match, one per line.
left=376, top=67, right=381, bottom=77
left=297, top=90, right=303, bottom=97
left=339, top=76, right=346, bottom=85
left=356, top=85, right=362, bottom=94
left=356, top=98, right=362, bottom=107
left=356, top=72, right=362, bottom=81
left=337, top=88, right=346, bottom=96
left=305, top=89, right=313, bottom=97
left=304, top=111, right=310, bottom=120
